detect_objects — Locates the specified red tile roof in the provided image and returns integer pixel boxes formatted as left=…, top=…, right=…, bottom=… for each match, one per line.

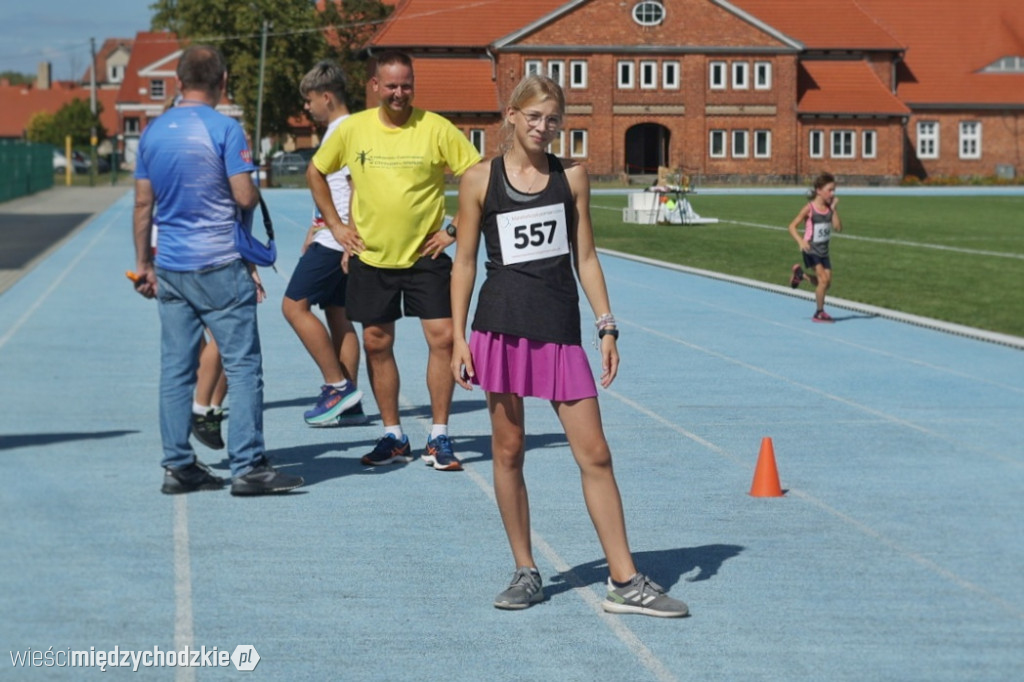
left=370, top=0, right=568, bottom=47
left=856, top=0, right=1024, bottom=106
left=0, top=82, right=120, bottom=140
left=117, top=31, right=183, bottom=106
left=727, top=0, right=903, bottom=51
left=798, top=61, right=910, bottom=115
left=80, top=38, right=134, bottom=85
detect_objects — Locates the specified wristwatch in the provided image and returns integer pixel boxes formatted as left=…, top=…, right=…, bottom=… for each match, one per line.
left=598, top=328, right=619, bottom=340
left=444, top=219, right=457, bottom=238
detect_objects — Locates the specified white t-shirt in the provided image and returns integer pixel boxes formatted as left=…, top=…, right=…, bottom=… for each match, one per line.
left=311, top=114, right=352, bottom=252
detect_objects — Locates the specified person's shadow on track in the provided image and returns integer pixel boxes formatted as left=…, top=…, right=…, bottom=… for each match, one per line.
left=445, top=431, right=573, bottom=466
left=213, top=435, right=405, bottom=487
left=545, top=544, right=744, bottom=598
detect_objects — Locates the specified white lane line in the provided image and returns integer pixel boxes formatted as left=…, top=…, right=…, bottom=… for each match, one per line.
left=724, top=219, right=1024, bottom=260
left=462, top=465, right=680, bottom=682
left=173, top=496, right=196, bottom=682
left=402, top=399, right=678, bottom=682
left=622, top=317, right=1022, bottom=468
left=0, top=211, right=120, bottom=352
left=600, top=356, right=1024, bottom=621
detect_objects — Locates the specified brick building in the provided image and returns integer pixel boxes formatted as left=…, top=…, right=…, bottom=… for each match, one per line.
left=364, top=0, right=1024, bottom=183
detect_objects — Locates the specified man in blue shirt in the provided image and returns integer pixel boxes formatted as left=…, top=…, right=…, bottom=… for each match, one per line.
left=132, top=45, right=302, bottom=496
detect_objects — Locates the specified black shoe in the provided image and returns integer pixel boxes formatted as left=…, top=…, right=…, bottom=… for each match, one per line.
left=191, top=409, right=225, bottom=450
left=336, top=401, right=371, bottom=427
left=161, top=459, right=227, bottom=495
left=230, top=459, right=304, bottom=496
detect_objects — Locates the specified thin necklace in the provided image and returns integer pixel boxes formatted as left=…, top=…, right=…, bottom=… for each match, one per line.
left=506, top=153, right=545, bottom=193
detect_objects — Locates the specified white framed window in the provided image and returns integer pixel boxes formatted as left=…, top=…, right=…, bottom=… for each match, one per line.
left=831, top=130, right=855, bottom=158
left=632, top=1, right=665, bottom=26
left=570, top=129, right=588, bottom=158
left=618, top=61, right=635, bottom=89
left=548, top=131, right=565, bottom=157
left=710, top=61, right=726, bottom=90
left=754, top=61, right=772, bottom=90
left=917, top=121, right=939, bottom=159
left=754, top=130, right=771, bottom=158
left=124, top=117, right=140, bottom=135
left=469, top=129, right=485, bottom=156
left=959, top=121, right=981, bottom=159
left=662, top=61, right=680, bottom=90
left=525, top=60, right=542, bottom=77
left=569, top=60, right=588, bottom=89
left=640, top=60, right=658, bottom=89
left=809, top=130, right=824, bottom=158
left=732, top=130, right=749, bottom=158
left=862, top=130, right=877, bottom=159
left=709, top=130, right=726, bottom=158
left=732, top=62, right=749, bottom=90
left=150, top=79, right=165, bottom=100
left=547, top=60, right=565, bottom=87
left=107, top=64, right=124, bottom=83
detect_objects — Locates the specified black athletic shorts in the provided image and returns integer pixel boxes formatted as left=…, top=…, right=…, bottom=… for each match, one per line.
left=345, top=253, right=452, bottom=324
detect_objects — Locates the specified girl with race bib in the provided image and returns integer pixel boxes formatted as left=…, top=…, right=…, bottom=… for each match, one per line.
left=788, top=172, right=843, bottom=322
left=450, top=75, right=688, bottom=618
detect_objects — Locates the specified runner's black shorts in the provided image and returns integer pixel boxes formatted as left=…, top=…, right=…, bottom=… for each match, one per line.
left=346, top=253, right=452, bottom=324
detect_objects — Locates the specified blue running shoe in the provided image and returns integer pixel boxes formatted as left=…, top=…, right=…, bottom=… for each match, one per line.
left=422, top=434, right=462, bottom=471
left=360, top=434, right=413, bottom=466
left=304, top=383, right=363, bottom=426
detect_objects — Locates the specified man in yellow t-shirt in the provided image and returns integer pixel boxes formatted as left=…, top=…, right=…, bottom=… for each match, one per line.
left=308, top=50, right=481, bottom=472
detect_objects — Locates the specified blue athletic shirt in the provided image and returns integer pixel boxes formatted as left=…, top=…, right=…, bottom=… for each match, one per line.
left=135, top=103, right=256, bottom=272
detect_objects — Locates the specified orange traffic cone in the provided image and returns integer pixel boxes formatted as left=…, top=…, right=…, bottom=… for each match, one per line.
left=749, top=437, right=784, bottom=497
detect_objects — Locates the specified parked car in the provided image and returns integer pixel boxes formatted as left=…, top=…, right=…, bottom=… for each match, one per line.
left=73, top=150, right=111, bottom=173
left=270, top=152, right=307, bottom=175
left=53, top=150, right=89, bottom=174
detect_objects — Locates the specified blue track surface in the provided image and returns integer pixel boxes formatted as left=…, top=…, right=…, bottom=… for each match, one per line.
left=2, top=189, right=1022, bottom=680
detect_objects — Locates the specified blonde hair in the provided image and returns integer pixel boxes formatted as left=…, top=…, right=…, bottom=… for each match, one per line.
left=500, top=74, right=566, bottom=153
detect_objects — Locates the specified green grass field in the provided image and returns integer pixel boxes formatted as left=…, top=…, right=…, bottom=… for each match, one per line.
left=582, top=192, right=1024, bottom=337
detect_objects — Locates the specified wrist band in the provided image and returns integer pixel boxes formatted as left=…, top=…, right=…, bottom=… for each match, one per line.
left=598, top=328, right=619, bottom=340
left=595, top=313, right=616, bottom=330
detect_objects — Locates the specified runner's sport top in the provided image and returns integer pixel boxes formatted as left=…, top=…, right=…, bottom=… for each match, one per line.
left=803, top=202, right=834, bottom=258
left=472, top=155, right=580, bottom=345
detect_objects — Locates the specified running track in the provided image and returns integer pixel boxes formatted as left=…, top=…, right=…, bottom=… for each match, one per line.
left=1, top=188, right=1021, bottom=681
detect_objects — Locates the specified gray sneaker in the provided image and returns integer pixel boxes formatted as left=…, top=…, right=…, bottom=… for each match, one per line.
left=601, top=573, right=689, bottom=618
left=494, top=567, right=543, bottom=610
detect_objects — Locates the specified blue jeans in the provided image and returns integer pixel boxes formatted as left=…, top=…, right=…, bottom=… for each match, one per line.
left=156, top=260, right=264, bottom=477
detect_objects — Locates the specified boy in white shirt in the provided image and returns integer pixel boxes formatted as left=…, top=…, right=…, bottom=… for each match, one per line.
left=282, top=60, right=366, bottom=426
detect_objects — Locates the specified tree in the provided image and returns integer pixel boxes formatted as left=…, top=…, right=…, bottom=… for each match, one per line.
left=317, top=0, right=393, bottom=111
left=25, top=99, right=106, bottom=147
left=25, top=112, right=57, bottom=145
left=0, top=71, right=34, bottom=86
left=151, top=0, right=391, bottom=146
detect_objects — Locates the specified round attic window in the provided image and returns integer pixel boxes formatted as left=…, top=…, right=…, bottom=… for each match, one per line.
left=633, top=1, right=665, bottom=26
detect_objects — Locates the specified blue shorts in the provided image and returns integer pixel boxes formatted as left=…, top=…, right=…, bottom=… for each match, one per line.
left=284, top=242, right=347, bottom=309
left=802, top=250, right=832, bottom=270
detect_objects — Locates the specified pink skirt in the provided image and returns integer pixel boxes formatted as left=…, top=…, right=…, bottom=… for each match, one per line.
left=468, top=330, right=597, bottom=401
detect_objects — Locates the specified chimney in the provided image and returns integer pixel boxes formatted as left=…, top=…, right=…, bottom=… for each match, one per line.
left=36, top=62, right=52, bottom=90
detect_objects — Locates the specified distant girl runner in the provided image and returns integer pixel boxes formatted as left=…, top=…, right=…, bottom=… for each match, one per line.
left=788, top=172, right=843, bottom=322
left=450, top=74, right=689, bottom=617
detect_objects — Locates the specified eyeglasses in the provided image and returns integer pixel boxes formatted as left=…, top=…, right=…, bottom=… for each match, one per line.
left=516, top=109, right=562, bottom=130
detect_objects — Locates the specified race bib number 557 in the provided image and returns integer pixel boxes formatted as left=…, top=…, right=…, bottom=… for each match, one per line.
left=497, top=203, right=570, bottom=265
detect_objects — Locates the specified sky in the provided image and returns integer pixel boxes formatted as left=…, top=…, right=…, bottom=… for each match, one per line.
left=0, top=2, right=155, bottom=80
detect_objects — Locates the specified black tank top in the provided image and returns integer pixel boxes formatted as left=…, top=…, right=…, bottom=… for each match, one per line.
left=471, top=155, right=581, bottom=345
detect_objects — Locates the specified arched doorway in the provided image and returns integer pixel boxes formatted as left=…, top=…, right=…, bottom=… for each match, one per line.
left=624, top=123, right=670, bottom=176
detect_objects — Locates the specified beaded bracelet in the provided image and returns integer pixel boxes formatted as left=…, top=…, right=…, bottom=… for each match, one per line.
left=594, top=313, right=616, bottom=330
